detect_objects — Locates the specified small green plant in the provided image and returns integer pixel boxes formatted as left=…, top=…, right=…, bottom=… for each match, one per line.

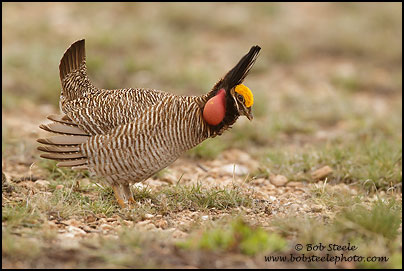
left=337, top=199, right=402, bottom=240
left=2, top=203, right=41, bottom=229
left=177, top=218, right=287, bottom=255
left=186, top=139, right=228, bottom=159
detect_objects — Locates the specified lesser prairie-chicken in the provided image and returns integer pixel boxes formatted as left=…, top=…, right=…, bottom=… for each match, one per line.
left=37, top=39, right=261, bottom=207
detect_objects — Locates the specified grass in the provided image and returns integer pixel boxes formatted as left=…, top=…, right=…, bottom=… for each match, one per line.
left=338, top=199, right=402, bottom=240
left=2, top=2, right=402, bottom=269
left=2, top=230, right=42, bottom=264
left=3, top=226, right=166, bottom=268
left=270, top=198, right=402, bottom=268
left=3, top=3, right=402, bottom=105
left=38, top=160, right=84, bottom=182
left=177, top=217, right=287, bottom=256
left=12, top=159, right=253, bottom=221
left=2, top=203, right=42, bottom=230
left=256, top=136, right=401, bottom=190
left=3, top=169, right=402, bottom=268
left=119, top=182, right=253, bottom=222
left=3, top=202, right=401, bottom=268
left=7, top=197, right=396, bottom=268
left=158, top=182, right=252, bottom=211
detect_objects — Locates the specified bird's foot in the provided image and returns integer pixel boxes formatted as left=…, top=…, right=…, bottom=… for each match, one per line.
left=112, top=184, right=127, bottom=208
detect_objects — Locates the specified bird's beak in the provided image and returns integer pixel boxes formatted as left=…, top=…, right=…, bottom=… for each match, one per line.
left=246, top=112, right=253, bottom=121
left=245, top=107, right=253, bottom=121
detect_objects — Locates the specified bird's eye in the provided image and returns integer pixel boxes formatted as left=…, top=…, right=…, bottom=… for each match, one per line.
left=237, top=94, right=244, bottom=103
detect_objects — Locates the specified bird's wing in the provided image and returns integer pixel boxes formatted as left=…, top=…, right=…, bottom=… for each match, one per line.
left=64, top=88, right=171, bottom=135
left=38, top=98, right=170, bottom=172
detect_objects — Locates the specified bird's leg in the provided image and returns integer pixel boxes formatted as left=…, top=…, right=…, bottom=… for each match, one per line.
left=112, top=184, right=126, bottom=208
left=122, top=183, right=136, bottom=205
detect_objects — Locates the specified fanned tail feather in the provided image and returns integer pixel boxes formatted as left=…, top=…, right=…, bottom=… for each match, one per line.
left=39, top=122, right=88, bottom=136
left=37, top=135, right=89, bottom=145
left=59, top=39, right=86, bottom=83
left=56, top=159, right=88, bottom=168
left=37, top=145, right=80, bottom=153
left=59, top=39, right=97, bottom=108
left=37, top=114, right=89, bottom=169
left=47, top=114, right=78, bottom=126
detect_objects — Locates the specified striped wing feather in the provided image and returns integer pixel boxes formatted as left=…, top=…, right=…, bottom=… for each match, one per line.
left=64, top=88, right=171, bottom=135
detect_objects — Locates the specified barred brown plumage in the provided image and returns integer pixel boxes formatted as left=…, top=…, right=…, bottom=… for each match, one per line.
left=37, top=39, right=261, bottom=207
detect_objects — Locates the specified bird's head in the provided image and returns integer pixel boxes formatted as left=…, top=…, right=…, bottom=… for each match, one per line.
left=230, top=84, right=254, bottom=121
left=203, top=45, right=260, bottom=131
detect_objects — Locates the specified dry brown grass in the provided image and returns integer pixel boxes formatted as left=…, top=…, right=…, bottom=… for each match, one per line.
left=2, top=2, right=402, bottom=268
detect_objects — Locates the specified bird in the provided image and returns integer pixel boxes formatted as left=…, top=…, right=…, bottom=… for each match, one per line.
left=37, top=39, right=261, bottom=208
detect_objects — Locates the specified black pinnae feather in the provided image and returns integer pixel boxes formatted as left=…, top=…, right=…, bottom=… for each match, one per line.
left=204, top=45, right=261, bottom=136
left=222, top=45, right=261, bottom=91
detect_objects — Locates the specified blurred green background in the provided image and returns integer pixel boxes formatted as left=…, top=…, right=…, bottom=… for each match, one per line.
left=2, top=3, right=402, bottom=268
left=3, top=2, right=401, bottom=104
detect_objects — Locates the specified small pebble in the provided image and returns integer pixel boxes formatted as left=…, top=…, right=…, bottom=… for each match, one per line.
left=268, top=196, right=277, bottom=202
left=66, top=225, right=87, bottom=237
left=155, top=219, right=168, bottom=229
left=270, top=175, right=288, bottom=187
left=34, top=180, right=50, bottom=189
left=136, top=220, right=157, bottom=231
left=311, top=205, right=324, bottom=212
left=79, top=178, right=91, bottom=186
left=100, top=224, right=113, bottom=231
left=311, top=166, right=333, bottom=180
left=287, top=181, right=303, bottom=187
left=220, top=164, right=249, bottom=176
left=289, top=204, right=300, bottom=211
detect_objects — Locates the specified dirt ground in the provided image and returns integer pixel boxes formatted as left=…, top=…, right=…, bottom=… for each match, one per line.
left=2, top=88, right=401, bottom=268
left=2, top=2, right=402, bottom=269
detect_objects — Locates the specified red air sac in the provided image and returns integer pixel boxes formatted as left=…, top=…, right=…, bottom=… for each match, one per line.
left=203, top=88, right=226, bottom=126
